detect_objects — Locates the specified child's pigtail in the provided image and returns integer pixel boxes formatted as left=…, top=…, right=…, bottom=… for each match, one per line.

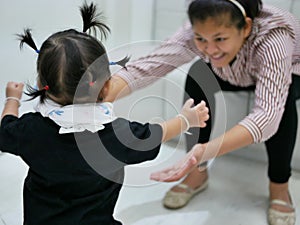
left=80, top=2, right=110, bottom=40
left=16, top=29, right=39, bottom=53
left=17, top=29, right=46, bottom=102
left=110, top=56, right=131, bottom=70
left=25, top=84, right=49, bottom=103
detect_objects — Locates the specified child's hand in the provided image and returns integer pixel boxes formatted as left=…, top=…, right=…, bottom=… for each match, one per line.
left=180, top=98, right=209, bottom=128
left=6, top=82, right=24, bottom=99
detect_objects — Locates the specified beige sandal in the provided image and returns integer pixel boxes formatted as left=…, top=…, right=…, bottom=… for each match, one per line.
left=268, top=199, right=296, bottom=225
left=163, top=180, right=208, bottom=209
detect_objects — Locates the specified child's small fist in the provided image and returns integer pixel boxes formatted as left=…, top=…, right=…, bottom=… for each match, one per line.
left=6, top=82, right=24, bottom=99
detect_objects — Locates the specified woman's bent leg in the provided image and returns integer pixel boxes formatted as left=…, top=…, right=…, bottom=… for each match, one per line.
left=266, top=76, right=300, bottom=218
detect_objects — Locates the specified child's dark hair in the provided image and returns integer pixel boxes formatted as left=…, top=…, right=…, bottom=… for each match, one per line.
left=188, top=0, right=263, bottom=29
left=17, top=2, right=126, bottom=105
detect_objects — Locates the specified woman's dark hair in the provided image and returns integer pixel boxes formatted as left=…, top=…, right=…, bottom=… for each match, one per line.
left=188, top=0, right=263, bottom=29
left=17, top=2, right=113, bottom=105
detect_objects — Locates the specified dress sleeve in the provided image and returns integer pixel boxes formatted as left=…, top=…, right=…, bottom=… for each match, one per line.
left=239, top=29, right=294, bottom=142
left=107, top=118, right=163, bottom=165
left=116, top=22, right=203, bottom=91
left=0, top=115, right=23, bottom=155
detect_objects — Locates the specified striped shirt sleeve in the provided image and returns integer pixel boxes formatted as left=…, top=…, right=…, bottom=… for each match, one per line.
left=117, top=23, right=201, bottom=91
left=239, top=29, right=293, bottom=143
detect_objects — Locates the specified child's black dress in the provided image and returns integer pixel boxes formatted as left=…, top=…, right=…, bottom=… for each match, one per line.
left=0, top=113, right=162, bottom=225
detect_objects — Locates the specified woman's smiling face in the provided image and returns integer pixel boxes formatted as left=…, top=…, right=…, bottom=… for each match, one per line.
left=192, top=15, right=252, bottom=68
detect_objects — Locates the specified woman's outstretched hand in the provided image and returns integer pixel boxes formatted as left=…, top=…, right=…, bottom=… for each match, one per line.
left=150, top=144, right=205, bottom=182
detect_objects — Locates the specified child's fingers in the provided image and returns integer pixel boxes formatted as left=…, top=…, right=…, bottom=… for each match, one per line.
left=6, top=82, right=24, bottom=99
left=6, top=81, right=15, bottom=88
left=13, top=83, right=24, bottom=92
left=200, top=111, right=209, bottom=120
left=18, top=82, right=24, bottom=88
left=7, top=82, right=24, bottom=89
left=17, top=83, right=25, bottom=91
left=182, top=98, right=194, bottom=109
left=196, top=104, right=209, bottom=119
left=199, top=121, right=207, bottom=128
left=194, top=100, right=207, bottom=111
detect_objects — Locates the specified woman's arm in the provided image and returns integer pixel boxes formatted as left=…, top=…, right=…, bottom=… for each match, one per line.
left=150, top=124, right=253, bottom=182
left=103, top=76, right=131, bottom=102
left=104, top=23, right=199, bottom=102
left=240, top=29, right=293, bottom=143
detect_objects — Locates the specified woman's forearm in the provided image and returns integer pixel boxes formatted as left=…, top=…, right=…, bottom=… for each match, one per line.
left=104, top=76, right=131, bottom=102
left=150, top=124, right=254, bottom=182
left=199, top=124, right=254, bottom=163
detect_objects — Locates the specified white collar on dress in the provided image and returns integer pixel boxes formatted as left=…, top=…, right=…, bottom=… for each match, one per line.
left=34, top=99, right=116, bottom=134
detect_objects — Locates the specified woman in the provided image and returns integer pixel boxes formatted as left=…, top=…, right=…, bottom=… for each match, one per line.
left=106, top=0, right=300, bottom=224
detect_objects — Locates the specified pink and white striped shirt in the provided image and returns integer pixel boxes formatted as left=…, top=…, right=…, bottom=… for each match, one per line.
left=117, top=5, right=300, bottom=143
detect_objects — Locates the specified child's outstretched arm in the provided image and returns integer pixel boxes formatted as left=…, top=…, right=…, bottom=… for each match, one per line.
left=159, top=98, right=209, bottom=142
left=1, top=82, right=24, bottom=119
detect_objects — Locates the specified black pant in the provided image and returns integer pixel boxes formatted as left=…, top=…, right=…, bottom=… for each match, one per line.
left=184, top=60, right=300, bottom=183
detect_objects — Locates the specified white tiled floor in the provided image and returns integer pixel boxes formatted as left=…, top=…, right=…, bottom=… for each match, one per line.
left=0, top=142, right=299, bottom=225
